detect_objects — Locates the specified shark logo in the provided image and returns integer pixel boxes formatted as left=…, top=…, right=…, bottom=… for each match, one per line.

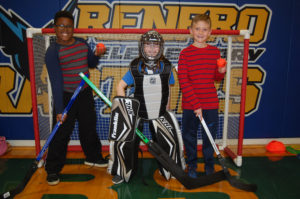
left=0, top=7, right=31, bottom=110
left=0, top=0, right=79, bottom=114
left=0, top=7, right=30, bottom=78
left=0, top=0, right=79, bottom=78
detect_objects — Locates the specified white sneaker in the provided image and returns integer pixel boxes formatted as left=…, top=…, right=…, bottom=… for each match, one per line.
left=84, top=159, right=108, bottom=167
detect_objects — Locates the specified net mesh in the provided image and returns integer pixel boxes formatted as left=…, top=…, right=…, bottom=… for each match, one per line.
left=30, top=30, right=245, bottom=150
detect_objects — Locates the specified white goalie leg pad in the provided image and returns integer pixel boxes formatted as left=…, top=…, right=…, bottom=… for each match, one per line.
left=167, top=111, right=186, bottom=171
left=107, top=140, right=118, bottom=175
left=150, top=111, right=186, bottom=180
left=107, top=125, right=140, bottom=182
left=107, top=97, right=140, bottom=182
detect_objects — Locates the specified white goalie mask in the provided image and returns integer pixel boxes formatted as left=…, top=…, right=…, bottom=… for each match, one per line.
left=139, top=30, right=164, bottom=69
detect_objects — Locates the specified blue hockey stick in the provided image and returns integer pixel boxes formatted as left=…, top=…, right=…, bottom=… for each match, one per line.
left=36, top=79, right=85, bottom=162
left=1, top=79, right=85, bottom=199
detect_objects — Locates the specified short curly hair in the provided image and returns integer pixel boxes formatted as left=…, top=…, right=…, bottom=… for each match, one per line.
left=54, top=10, right=74, bottom=25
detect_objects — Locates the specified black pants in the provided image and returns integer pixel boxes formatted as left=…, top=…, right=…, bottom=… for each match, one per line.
left=45, top=87, right=103, bottom=174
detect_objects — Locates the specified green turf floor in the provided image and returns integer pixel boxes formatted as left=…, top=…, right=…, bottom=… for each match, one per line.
left=0, top=156, right=299, bottom=199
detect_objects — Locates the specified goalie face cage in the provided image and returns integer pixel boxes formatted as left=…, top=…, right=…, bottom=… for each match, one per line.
left=27, top=28, right=249, bottom=167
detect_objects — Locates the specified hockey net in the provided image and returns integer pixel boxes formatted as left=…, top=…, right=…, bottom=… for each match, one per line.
left=27, top=28, right=249, bottom=166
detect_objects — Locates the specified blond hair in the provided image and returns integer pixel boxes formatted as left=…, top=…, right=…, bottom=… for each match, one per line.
left=191, top=14, right=211, bottom=28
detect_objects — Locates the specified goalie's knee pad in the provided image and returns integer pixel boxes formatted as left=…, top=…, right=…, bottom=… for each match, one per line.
left=150, top=111, right=186, bottom=180
left=109, top=96, right=140, bottom=142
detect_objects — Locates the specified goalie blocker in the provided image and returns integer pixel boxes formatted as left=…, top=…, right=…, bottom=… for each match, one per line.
left=107, top=96, right=185, bottom=182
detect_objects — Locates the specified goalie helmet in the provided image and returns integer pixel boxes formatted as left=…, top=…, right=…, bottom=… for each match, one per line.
left=140, top=30, right=164, bottom=69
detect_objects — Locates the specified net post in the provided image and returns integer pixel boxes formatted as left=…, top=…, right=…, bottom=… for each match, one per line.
left=235, top=155, right=242, bottom=167
left=44, top=35, right=53, bottom=138
left=26, top=28, right=42, bottom=156
left=238, top=30, right=250, bottom=157
left=221, top=36, right=233, bottom=150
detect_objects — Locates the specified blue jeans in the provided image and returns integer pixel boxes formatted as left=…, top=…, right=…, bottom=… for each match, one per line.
left=182, top=109, right=218, bottom=174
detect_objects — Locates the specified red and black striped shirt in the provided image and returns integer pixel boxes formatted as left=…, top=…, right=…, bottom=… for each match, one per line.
left=59, top=40, right=89, bottom=92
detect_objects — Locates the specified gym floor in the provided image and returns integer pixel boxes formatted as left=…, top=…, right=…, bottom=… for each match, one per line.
left=0, top=145, right=299, bottom=199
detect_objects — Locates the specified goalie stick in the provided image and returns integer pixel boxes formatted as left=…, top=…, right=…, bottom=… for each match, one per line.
left=199, top=116, right=257, bottom=192
left=0, top=79, right=85, bottom=199
left=79, top=72, right=232, bottom=190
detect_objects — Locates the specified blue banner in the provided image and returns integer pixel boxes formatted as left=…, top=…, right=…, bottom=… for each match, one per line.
left=0, top=0, right=299, bottom=140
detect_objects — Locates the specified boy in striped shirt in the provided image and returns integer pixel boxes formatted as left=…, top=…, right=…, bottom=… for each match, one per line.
left=45, top=11, right=107, bottom=185
left=178, top=14, right=226, bottom=178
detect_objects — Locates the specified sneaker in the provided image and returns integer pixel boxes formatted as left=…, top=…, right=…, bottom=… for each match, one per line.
left=84, top=158, right=108, bottom=168
left=47, top=173, right=60, bottom=186
left=188, top=168, right=197, bottom=178
left=112, top=175, right=124, bottom=184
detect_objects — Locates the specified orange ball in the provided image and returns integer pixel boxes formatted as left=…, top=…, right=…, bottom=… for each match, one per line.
left=96, top=43, right=106, bottom=54
left=266, top=140, right=286, bottom=153
left=217, top=58, right=226, bottom=67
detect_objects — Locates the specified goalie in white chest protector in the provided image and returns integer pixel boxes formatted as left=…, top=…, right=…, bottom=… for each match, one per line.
left=107, top=30, right=186, bottom=184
